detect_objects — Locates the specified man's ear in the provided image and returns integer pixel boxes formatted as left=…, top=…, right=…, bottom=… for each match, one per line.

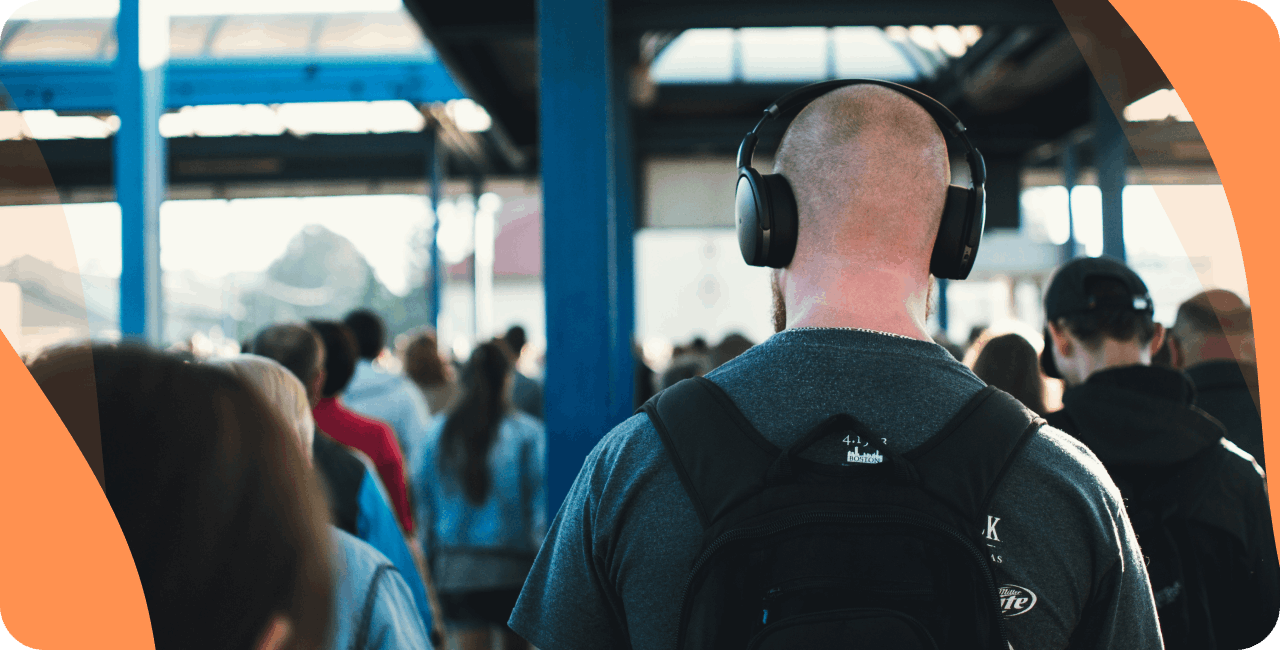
left=1148, top=323, right=1167, bottom=360
left=1047, top=320, right=1073, bottom=359
left=254, top=615, right=291, bottom=650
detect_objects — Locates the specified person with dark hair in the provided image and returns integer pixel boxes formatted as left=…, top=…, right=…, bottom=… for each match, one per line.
left=502, top=324, right=544, bottom=420
left=971, top=333, right=1048, bottom=416
left=310, top=319, right=415, bottom=536
left=343, top=310, right=434, bottom=467
left=632, top=341, right=656, bottom=410
left=414, top=340, right=545, bottom=650
left=251, top=323, right=435, bottom=638
left=709, top=333, right=755, bottom=369
left=401, top=329, right=459, bottom=415
left=213, top=354, right=431, bottom=650
left=1042, top=256, right=1278, bottom=649
left=968, top=324, right=988, bottom=348
left=932, top=333, right=966, bottom=361
left=658, top=356, right=708, bottom=391
left=28, top=343, right=334, bottom=650
left=1167, top=290, right=1263, bottom=467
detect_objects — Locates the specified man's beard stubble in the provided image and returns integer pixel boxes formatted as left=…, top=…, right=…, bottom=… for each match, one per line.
left=771, top=272, right=786, bottom=334
left=769, top=272, right=938, bottom=335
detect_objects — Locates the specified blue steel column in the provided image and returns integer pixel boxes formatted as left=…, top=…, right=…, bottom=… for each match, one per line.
left=539, top=0, right=623, bottom=515
left=1061, top=143, right=1079, bottom=262
left=1094, top=86, right=1127, bottom=261
left=427, top=125, right=443, bottom=330
left=610, top=44, right=636, bottom=423
left=115, top=0, right=166, bottom=342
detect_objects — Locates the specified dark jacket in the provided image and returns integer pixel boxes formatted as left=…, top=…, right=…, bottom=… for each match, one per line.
left=1187, top=360, right=1264, bottom=469
left=314, top=431, right=435, bottom=638
left=1047, top=365, right=1279, bottom=649
left=511, top=371, right=544, bottom=420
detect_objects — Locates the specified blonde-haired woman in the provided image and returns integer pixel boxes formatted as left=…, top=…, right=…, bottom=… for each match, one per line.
left=213, top=354, right=432, bottom=650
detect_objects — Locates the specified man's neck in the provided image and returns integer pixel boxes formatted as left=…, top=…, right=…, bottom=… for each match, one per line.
left=782, top=264, right=932, bottom=341
left=1077, top=340, right=1151, bottom=384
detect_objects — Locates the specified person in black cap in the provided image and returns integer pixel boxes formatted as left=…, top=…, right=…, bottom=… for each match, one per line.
left=1042, top=255, right=1279, bottom=649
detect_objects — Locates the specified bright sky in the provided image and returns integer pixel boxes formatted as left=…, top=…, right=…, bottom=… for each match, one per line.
left=5, top=0, right=403, bottom=20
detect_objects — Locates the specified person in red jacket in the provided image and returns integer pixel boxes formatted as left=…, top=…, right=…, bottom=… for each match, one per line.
left=309, top=319, right=415, bottom=535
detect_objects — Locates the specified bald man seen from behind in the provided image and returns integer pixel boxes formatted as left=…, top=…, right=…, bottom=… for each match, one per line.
left=1168, top=290, right=1265, bottom=468
left=508, top=85, right=1162, bottom=650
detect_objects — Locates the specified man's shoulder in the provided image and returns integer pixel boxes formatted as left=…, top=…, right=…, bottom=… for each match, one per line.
left=585, top=412, right=668, bottom=478
left=334, top=526, right=395, bottom=573
left=1001, top=423, right=1128, bottom=519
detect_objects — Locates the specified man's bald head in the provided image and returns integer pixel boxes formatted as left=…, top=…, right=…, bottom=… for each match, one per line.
left=1171, top=289, right=1253, bottom=367
left=773, top=84, right=950, bottom=275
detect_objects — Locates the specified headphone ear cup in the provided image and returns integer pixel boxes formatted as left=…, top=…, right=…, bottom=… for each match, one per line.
left=930, top=185, right=983, bottom=280
left=736, top=168, right=768, bottom=266
left=760, top=174, right=798, bottom=268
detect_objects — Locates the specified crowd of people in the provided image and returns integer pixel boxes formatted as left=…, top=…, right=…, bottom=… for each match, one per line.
left=21, top=80, right=1278, bottom=650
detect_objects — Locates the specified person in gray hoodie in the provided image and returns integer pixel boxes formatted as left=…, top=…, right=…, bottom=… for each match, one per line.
left=1042, top=256, right=1278, bottom=649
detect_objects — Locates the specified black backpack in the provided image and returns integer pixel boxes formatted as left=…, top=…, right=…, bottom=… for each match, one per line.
left=642, top=378, right=1042, bottom=650
left=1108, top=450, right=1226, bottom=650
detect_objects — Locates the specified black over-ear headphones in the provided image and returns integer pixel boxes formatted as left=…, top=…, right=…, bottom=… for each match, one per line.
left=735, top=79, right=987, bottom=279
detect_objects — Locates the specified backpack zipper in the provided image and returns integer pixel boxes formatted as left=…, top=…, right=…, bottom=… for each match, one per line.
left=675, top=510, right=1008, bottom=649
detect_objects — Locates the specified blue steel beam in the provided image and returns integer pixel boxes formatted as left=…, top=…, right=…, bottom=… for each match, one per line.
left=539, top=0, right=623, bottom=516
left=1060, top=142, right=1079, bottom=263
left=0, top=55, right=463, bottom=112
left=427, top=126, right=443, bottom=331
left=610, top=46, right=636, bottom=423
left=115, top=0, right=165, bottom=342
left=1094, top=85, right=1127, bottom=261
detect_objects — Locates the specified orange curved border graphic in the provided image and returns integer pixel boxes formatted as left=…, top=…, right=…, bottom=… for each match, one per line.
left=0, top=330, right=154, bottom=649
left=1109, top=0, right=1279, bottom=539
left=0, top=0, right=1277, bottom=648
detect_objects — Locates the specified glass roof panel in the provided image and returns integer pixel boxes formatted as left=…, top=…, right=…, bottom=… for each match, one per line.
left=739, top=27, right=827, bottom=82
left=3, top=19, right=112, bottom=60
left=832, top=27, right=918, bottom=81
left=651, top=26, right=977, bottom=85
left=649, top=28, right=735, bottom=83
left=169, top=17, right=214, bottom=57
left=315, top=12, right=430, bottom=55
left=1, top=10, right=434, bottom=61
left=210, top=15, right=313, bottom=57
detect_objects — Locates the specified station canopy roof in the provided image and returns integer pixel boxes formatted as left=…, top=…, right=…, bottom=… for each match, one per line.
left=0, top=10, right=434, bottom=61
left=649, top=26, right=982, bottom=85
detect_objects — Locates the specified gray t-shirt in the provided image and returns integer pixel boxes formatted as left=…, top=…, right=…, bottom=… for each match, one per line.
left=510, top=329, right=1163, bottom=650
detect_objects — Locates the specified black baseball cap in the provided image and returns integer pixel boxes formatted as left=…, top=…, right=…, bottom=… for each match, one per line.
left=1040, top=256, right=1153, bottom=379
left=1043, top=255, right=1153, bottom=321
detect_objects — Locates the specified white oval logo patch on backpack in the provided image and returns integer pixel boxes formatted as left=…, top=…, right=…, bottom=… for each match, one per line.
left=999, top=585, right=1038, bottom=617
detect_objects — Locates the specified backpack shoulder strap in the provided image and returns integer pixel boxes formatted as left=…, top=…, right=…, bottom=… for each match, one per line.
left=908, top=386, right=1043, bottom=521
left=642, top=377, right=776, bottom=529
left=353, top=563, right=396, bottom=650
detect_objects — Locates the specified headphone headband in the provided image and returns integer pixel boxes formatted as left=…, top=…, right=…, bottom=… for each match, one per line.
left=733, top=78, right=988, bottom=279
left=738, top=78, right=983, bottom=185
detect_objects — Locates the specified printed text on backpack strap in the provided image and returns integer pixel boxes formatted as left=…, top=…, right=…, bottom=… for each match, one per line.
left=907, top=386, right=1043, bottom=522
left=353, top=564, right=396, bottom=650
left=642, top=377, right=776, bottom=529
